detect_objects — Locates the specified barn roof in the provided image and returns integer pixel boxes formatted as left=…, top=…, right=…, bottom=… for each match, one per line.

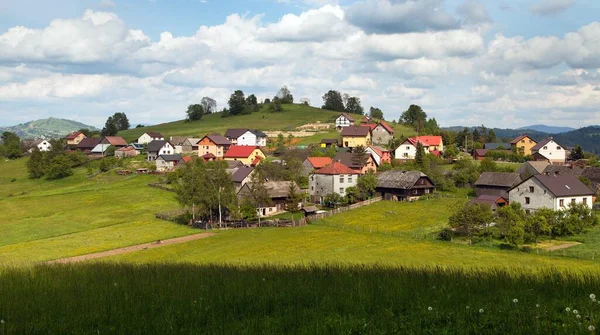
left=341, top=125, right=371, bottom=137
left=376, top=170, right=432, bottom=189
left=475, top=172, right=522, bottom=188
left=147, top=140, right=170, bottom=153
left=314, top=161, right=358, bottom=175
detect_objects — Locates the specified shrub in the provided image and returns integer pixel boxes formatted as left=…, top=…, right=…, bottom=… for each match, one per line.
left=45, top=155, right=73, bottom=180
left=439, top=227, right=453, bottom=241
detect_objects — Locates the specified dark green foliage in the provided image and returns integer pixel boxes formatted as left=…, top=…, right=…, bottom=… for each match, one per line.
left=200, top=97, right=217, bottom=114
left=399, top=105, right=426, bottom=130
left=246, top=94, right=259, bottom=113
left=285, top=182, right=302, bottom=213
left=321, top=90, right=345, bottom=112
left=369, top=107, right=383, bottom=119
left=324, top=192, right=346, bottom=208
left=102, top=113, right=130, bottom=136
left=448, top=202, right=493, bottom=243
left=344, top=96, right=363, bottom=115
left=487, top=129, right=497, bottom=142
left=276, top=86, right=294, bottom=104
left=345, top=186, right=360, bottom=204
left=0, top=131, right=23, bottom=159
left=135, top=124, right=145, bottom=128
left=269, top=97, right=283, bottom=113
left=357, top=171, right=378, bottom=199
left=44, top=155, right=73, bottom=180
left=228, top=90, right=247, bottom=116
left=415, top=142, right=425, bottom=168
left=186, top=104, right=204, bottom=121
left=27, top=148, right=45, bottom=179
left=99, top=157, right=117, bottom=172
left=439, top=227, right=453, bottom=241
left=570, top=145, right=584, bottom=160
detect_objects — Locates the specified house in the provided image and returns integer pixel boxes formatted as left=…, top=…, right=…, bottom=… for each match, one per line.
left=341, top=125, right=372, bottom=148
left=484, top=143, right=510, bottom=150
left=376, top=170, right=435, bottom=201
left=177, top=156, right=193, bottom=168
left=468, top=194, right=508, bottom=211
left=335, top=113, right=355, bottom=129
left=155, top=154, right=182, bottom=172
left=309, top=161, right=360, bottom=203
left=474, top=172, right=522, bottom=198
left=510, top=135, right=537, bottom=156
left=509, top=174, right=594, bottom=212
left=517, top=161, right=550, bottom=180
left=320, top=139, right=339, bottom=148
left=100, top=136, right=128, bottom=148
left=230, top=166, right=255, bottom=192
left=473, top=149, right=488, bottom=160
left=34, top=140, right=52, bottom=152
left=542, top=165, right=600, bottom=196
left=531, top=138, right=567, bottom=164
left=76, top=138, right=100, bottom=153
left=302, top=157, right=333, bottom=175
left=366, top=146, right=392, bottom=165
left=147, top=140, right=175, bottom=161
left=182, top=138, right=202, bottom=153
left=301, top=205, right=319, bottom=218
left=371, top=122, right=394, bottom=145
left=130, top=143, right=145, bottom=151
left=166, top=136, right=186, bottom=154
left=91, top=144, right=111, bottom=156
left=65, top=131, right=86, bottom=146
left=114, top=145, right=140, bottom=158
left=224, top=129, right=267, bottom=146
left=197, top=135, right=231, bottom=159
left=137, top=132, right=164, bottom=145
left=238, top=181, right=301, bottom=217
left=394, top=136, right=444, bottom=160
left=223, top=145, right=266, bottom=165
left=334, top=152, right=377, bottom=174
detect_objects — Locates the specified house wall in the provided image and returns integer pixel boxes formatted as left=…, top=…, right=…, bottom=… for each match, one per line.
left=302, top=159, right=315, bottom=176
left=512, top=136, right=536, bottom=156
left=197, top=138, right=219, bottom=158
left=309, top=173, right=358, bottom=203
left=535, top=140, right=567, bottom=163
left=224, top=148, right=265, bottom=165
left=475, top=185, right=510, bottom=198
left=395, top=143, right=416, bottom=159
left=359, top=156, right=377, bottom=174
left=138, top=133, right=164, bottom=144
left=554, top=195, right=593, bottom=210
left=67, top=133, right=85, bottom=145
left=115, top=149, right=139, bottom=158
left=37, top=141, right=52, bottom=152
left=381, top=152, right=392, bottom=164
left=335, top=115, right=353, bottom=129
left=509, top=178, right=555, bottom=211
left=155, top=159, right=175, bottom=172
left=342, top=134, right=371, bottom=148
left=237, top=131, right=266, bottom=146
left=372, top=126, right=393, bottom=145
left=366, top=148, right=381, bottom=165
left=148, top=143, right=175, bottom=161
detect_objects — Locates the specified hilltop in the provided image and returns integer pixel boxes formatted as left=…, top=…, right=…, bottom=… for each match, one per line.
left=0, top=117, right=97, bottom=139
left=118, top=103, right=416, bottom=143
left=518, top=124, right=575, bottom=134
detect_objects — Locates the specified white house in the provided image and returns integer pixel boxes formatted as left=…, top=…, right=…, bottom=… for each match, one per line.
left=224, top=129, right=267, bottom=146
left=394, top=136, right=444, bottom=160
left=335, top=113, right=355, bottom=129
left=308, top=161, right=360, bottom=203
left=508, top=174, right=594, bottom=212
left=35, top=140, right=52, bottom=152
left=531, top=138, right=567, bottom=164
left=147, top=140, right=175, bottom=161
left=137, top=132, right=164, bottom=145
left=155, top=154, right=182, bottom=172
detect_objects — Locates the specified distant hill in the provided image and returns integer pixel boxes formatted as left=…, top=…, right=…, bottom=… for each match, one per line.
left=518, top=124, right=575, bottom=134
left=0, top=117, right=98, bottom=139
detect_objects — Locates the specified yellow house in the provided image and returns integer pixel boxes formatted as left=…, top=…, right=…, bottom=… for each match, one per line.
left=65, top=131, right=86, bottom=146
left=197, top=134, right=232, bottom=159
left=223, top=146, right=265, bottom=166
left=341, top=126, right=372, bottom=148
left=510, top=135, right=537, bottom=156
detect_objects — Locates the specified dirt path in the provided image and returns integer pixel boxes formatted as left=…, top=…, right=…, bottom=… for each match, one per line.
left=544, top=242, right=581, bottom=251
left=47, top=233, right=215, bottom=264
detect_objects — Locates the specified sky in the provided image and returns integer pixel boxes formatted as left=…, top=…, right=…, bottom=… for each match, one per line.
left=0, top=0, right=599, bottom=129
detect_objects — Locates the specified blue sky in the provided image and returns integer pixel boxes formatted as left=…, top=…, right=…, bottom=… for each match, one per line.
left=0, top=0, right=599, bottom=129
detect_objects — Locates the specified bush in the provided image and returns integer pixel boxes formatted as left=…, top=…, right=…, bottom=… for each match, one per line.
left=438, top=227, right=453, bottom=241
left=45, top=155, right=73, bottom=180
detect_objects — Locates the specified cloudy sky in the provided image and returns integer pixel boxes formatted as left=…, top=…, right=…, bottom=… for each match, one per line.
left=1, top=0, right=599, bottom=128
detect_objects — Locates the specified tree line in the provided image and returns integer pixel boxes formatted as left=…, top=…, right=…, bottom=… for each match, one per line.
left=27, top=140, right=88, bottom=180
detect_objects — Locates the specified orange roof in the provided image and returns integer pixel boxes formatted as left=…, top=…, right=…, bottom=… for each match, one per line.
left=362, top=123, right=378, bottom=131
left=315, top=161, right=358, bottom=175
left=181, top=156, right=193, bottom=163
left=66, top=131, right=83, bottom=140
left=431, top=150, right=442, bottom=157
left=224, top=145, right=260, bottom=158
left=251, top=156, right=263, bottom=166
left=406, top=136, right=442, bottom=147
left=378, top=122, right=394, bottom=134
left=306, top=157, right=333, bottom=169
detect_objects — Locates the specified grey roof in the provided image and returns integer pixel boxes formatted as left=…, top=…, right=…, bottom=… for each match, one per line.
left=145, top=132, right=163, bottom=138
left=517, top=161, right=549, bottom=175
left=251, top=129, right=267, bottom=138
left=543, top=165, right=585, bottom=177
left=376, top=170, right=431, bottom=189
left=147, top=140, right=170, bottom=153
left=334, top=152, right=372, bottom=169
left=225, top=129, right=266, bottom=139
left=184, top=138, right=202, bottom=146
left=169, top=136, right=188, bottom=146
left=231, top=166, right=254, bottom=183
left=157, top=154, right=182, bottom=162
left=341, top=125, right=371, bottom=137
left=227, top=160, right=243, bottom=169
left=302, top=205, right=318, bottom=213
left=243, top=181, right=298, bottom=198
left=205, top=134, right=231, bottom=145
left=530, top=174, right=594, bottom=197
left=483, top=143, right=510, bottom=150
left=475, top=172, right=522, bottom=188
left=531, top=138, right=564, bottom=151
left=583, top=167, right=600, bottom=192
left=130, top=143, right=144, bottom=150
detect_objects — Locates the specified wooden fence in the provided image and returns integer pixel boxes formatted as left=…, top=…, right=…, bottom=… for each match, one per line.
left=148, top=182, right=175, bottom=192
left=296, top=197, right=382, bottom=225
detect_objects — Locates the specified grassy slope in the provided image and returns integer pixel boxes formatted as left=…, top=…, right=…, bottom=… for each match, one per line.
left=0, top=158, right=197, bottom=265
left=118, top=103, right=416, bottom=143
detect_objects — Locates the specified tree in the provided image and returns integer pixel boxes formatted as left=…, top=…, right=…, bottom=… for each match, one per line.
left=112, top=112, right=130, bottom=131
left=1, top=131, right=23, bottom=159
left=448, top=202, right=493, bottom=244
left=472, top=128, right=481, bottom=143
left=357, top=171, right=378, bottom=199
left=101, top=116, right=118, bottom=136
left=415, top=142, right=425, bottom=168
left=276, top=86, right=294, bottom=104
left=570, top=145, right=584, bottom=161
left=285, top=182, right=302, bottom=223
left=399, top=105, right=427, bottom=130
left=228, top=90, right=246, bottom=115
left=135, top=124, right=145, bottom=128
left=269, top=97, right=283, bottom=112
left=345, top=186, right=360, bottom=204
left=479, top=158, right=497, bottom=173
left=186, top=104, right=204, bottom=121
left=201, top=97, right=217, bottom=114
left=487, top=129, right=497, bottom=143
left=246, top=94, right=258, bottom=106
left=369, top=107, right=383, bottom=120
left=495, top=203, right=526, bottom=240
left=45, top=155, right=73, bottom=180
left=526, top=213, right=550, bottom=245
left=345, top=96, right=363, bottom=115
left=204, top=161, right=237, bottom=226
left=246, top=170, right=271, bottom=227
left=352, top=145, right=368, bottom=167
left=27, top=147, right=45, bottom=179
left=324, top=193, right=344, bottom=208
left=300, top=97, right=310, bottom=106
left=321, top=90, right=345, bottom=112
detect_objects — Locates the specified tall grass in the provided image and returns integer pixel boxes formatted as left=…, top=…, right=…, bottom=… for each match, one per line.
left=1, top=263, right=599, bottom=334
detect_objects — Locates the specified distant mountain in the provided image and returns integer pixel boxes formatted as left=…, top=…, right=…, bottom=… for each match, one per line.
left=518, top=124, right=575, bottom=134
left=0, top=117, right=98, bottom=139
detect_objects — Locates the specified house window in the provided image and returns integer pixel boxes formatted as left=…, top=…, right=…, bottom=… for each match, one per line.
left=339, top=188, right=344, bottom=194
left=340, top=176, right=344, bottom=183
left=413, top=190, right=418, bottom=195
left=406, top=146, right=410, bottom=150
left=557, top=146, right=561, bottom=150
left=403, top=153, right=408, bottom=157
left=560, top=199, right=564, bottom=207
left=348, top=176, right=353, bottom=183
left=529, top=186, right=534, bottom=193
left=583, top=198, right=587, bottom=205
left=543, top=146, right=548, bottom=150
left=425, top=189, right=430, bottom=194
left=311, top=186, right=314, bottom=191
left=521, top=140, right=525, bottom=143
left=525, top=197, right=530, bottom=204
left=269, top=208, right=273, bottom=212
left=571, top=198, right=576, bottom=205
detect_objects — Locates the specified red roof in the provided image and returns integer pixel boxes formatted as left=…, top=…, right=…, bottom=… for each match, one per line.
left=116, top=146, right=135, bottom=151
left=431, top=150, right=442, bottom=157
left=224, top=145, right=260, bottom=158
left=201, top=153, right=216, bottom=159
left=66, top=131, right=83, bottom=140
left=306, top=157, right=333, bottom=169
left=102, top=136, right=128, bottom=146
left=362, top=123, right=378, bottom=131
left=378, top=122, right=394, bottom=134
left=181, top=156, right=193, bottom=163
left=315, top=161, right=359, bottom=175
left=406, top=136, right=442, bottom=147
left=251, top=156, right=263, bottom=166
left=510, top=134, right=535, bottom=144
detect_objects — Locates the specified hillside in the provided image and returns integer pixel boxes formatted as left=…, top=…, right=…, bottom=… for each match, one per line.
left=118, top=103, right=415, bottom=143
left=0, top=117, right=97, bottom=139
left=518, top=124, right=575, bottom=134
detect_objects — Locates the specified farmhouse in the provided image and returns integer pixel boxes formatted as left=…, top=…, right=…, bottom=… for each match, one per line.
left=155, top=154, right=182, bottom=172
left=65, top=131, right=86, bottom=146
left=114, top=146, right=140, bottom=158
left=238, top=181, right=301, bottom=217
left=225, top=129, right=267, bottom=146
left=531, top=138, right=567, bottom=164
left=223, top=146, right=266, bottom=165
left=395, top=136, right=444, bottom=160
left=147, top=140, right=175, bottom=161
left=302, top=157, right=333, bottom=175
left=230, top=166, right=255, bottom=192
left=197, top=134, right=231, bottom=159
left=335, top=113, right=355, bottom=129
left=182, top=138, right=202, bottom=153
left=474, top=172, right=522, bottom=198
left=508, top=174, right=594, bottom=212
left=76, top=138, right=101, bottom=153
left=376, top=170, right=435, bottom=201
left=308, top=161, right=360, bottom=203
left=168, top=136, right=187, bottom=154
left=334, top=152, right=377, bottom=174
left=366, top=146, right=392, bottom=165
left=177, top=156, right=193, bottom=168
left=100, top=136, right=128, bottom=148
left=340, top=126, right=372, bottom=148
left=370, top=122, right=394, bottom=145
left=468, top=194, right=508, bottom=211
left=517, top=161, right=549, bottom=180
left=137, top=132, right=164, bottom=145
left=510, top=135, right=537, bottom=156
left=473, top=149, right=488, bottom=160
left=34, top=140, right=52, bottom=152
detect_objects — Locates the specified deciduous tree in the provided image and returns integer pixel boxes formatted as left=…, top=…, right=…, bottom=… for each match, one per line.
left=369, top=107, right=383, bottom=120
left=321, top=90, right=345, bottom=112
left=345, top=96, right=363, bottom=115
left=228, top=90, right=246, bottom=115
left=186, top=104, right=204, bottom=121
left=201, top=97, right=217, bottom=114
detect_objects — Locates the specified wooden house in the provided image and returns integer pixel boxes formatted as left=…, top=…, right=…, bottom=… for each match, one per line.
left=474, top=172, right=522, bottom=198
left=375, top=170, right=435, bottom=201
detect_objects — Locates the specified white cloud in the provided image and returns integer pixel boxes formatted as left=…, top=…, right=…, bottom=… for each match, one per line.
left=530, top=0, right=574, bottom=16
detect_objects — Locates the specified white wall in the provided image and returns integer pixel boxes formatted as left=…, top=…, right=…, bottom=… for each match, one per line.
left=536, top=140, right=566, bottom=163
left=366, top=147, right=381, bottom=165
left=237, top=131, right=257, bottom=146
left=554, top=195, right=593, bottom=210
left=37, top=141, right=52, bottom=152
left=335, top=115, right=353, bottom=128
left=138, top=133, right=163, bottom=144
left=509, top=177, right=593, bottom=211
left=395, top=143, right=416, bottom=159
left=159, top=143, right=174, bottom=155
